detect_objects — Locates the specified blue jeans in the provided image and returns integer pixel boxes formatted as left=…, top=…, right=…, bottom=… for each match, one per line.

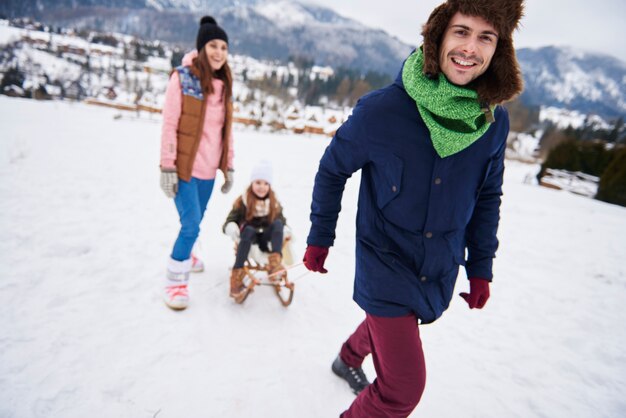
left=171, top=177, right=215, bottom=262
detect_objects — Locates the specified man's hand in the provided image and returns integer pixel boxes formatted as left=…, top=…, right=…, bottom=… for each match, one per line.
left=160, top=168, right=178, bottom=198
left=221, top=169, right=234, bottom=194
left=459, top=278, right=490, bottom=309
left=303, top=245, right=329, bottom=273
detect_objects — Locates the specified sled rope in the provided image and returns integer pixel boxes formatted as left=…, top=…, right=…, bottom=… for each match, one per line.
left=256, top=262, right=309, bottom=287
left=266, top=262, right=304, bottom=279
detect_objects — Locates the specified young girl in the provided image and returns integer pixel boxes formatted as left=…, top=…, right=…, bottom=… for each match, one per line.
left=223, top=160, right=288, bottom=301
left=159, top=16, right=235, bottom=310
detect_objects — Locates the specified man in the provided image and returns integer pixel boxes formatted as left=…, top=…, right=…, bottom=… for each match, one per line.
left=302, top=0, right=524, bottom=416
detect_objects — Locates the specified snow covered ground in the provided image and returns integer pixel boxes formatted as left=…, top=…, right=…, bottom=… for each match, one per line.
left=1, top=96, right=625, bottom=418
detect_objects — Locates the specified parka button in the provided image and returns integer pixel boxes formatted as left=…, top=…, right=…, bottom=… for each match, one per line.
left=420, top=276, right=427, bottom=282
left=392, top=185, right=397, bottom=192
left=425, top=232, right=433, bottom=238
left=434, top=178, right=442, bottom=185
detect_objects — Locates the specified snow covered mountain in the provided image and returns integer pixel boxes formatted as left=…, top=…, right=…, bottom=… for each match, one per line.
left=2, top=2, right=626, bottom=118
left=517, top=46, right=626, bottom=119
left=0, top=0, right=260, bottom=14
left=0, top=0, right=413, bottom=76
left=218, top=1, right=411, bottom=75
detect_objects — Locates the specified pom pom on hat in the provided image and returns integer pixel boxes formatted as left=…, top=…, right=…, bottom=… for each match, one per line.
left=250, top=160, right=273, bottom=185
left=200, top=16, right=217, bottom=25
left=196, top=15, right=229, bottom=52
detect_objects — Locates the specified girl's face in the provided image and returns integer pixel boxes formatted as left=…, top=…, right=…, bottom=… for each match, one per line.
left=251, top=180, right=270, bottom=198
left=204, top=39, right=228, bottom=72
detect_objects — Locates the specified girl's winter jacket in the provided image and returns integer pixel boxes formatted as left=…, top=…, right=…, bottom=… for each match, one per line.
left=223, top=194, right=287, bottom=233
left=160, top=50, right=233, bottom=181
left=306, top=70, right=509, bottom=324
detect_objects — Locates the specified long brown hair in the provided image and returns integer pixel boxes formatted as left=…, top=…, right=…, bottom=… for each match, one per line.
left=232, top=185, right=280, bottom=224
left=192, top=49, right=233, bottom=173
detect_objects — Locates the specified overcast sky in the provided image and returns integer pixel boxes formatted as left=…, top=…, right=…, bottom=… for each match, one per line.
left=309, top=0, right=626, bottom=62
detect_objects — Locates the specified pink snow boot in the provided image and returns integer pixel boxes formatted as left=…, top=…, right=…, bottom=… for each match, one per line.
left=163, top=257, right=191, bottom=310
left=191, top=253, right=205, bottom=273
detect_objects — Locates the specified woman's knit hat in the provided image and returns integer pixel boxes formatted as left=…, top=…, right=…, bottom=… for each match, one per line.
left=250, top=160, right=273, bottom=185
left=196, top=16, right=229, bottom=52
left=421, top=0, right=524, bottom=106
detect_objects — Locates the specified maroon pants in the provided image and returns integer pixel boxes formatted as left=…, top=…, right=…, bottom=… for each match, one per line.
left=339, top=313, right=426, bottom=418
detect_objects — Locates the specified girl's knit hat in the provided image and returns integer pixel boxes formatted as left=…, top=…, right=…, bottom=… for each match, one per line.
left=421, top=0, right=524, bottom=106
left=250, top=160, right=273, bottom=185
left=196, top=16, right=229, bottom=52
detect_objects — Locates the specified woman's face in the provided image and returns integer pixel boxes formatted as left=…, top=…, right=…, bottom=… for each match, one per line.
left=251, top=180, right=270, bottom=198
left=204, top=39, right=228, bottom=72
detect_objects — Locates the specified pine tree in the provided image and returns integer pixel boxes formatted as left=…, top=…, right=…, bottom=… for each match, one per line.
left=0, top=66, right=26, bottom=92
left=596, top=147, right=626, bottom=207
left=607, top=117, right=624, bottom=143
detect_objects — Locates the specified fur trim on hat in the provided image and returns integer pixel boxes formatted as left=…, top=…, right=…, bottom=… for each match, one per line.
left=421, top=0, right=524, bottom=105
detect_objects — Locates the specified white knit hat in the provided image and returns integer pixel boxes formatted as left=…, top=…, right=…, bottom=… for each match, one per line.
left=250, top=159, right=273, bottom=185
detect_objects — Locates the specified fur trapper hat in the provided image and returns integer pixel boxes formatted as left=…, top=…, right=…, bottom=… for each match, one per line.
left=421, top=0, right=524, bottom=106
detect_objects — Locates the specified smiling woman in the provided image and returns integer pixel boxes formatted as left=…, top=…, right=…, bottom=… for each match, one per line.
left=158, top=15, right=236, bottom=311
left=204, top=39, right=229, bottom=72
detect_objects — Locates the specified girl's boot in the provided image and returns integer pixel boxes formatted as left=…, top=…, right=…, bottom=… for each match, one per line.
left=267, top=252, right=285, bottom=277
left=229, top=268, right=246, bottom=302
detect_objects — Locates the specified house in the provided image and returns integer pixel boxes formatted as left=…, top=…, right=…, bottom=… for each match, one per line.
left=64, top=80, right=86, bottom=100
left=2, top=84, right=26, bottom=98
left=102, top=86, right=117, bottom=100
left=32, top=85, right=52, bottom=100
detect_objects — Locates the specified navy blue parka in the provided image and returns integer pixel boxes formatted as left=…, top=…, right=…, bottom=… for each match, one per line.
left=306, top=68, right=509, bottom=324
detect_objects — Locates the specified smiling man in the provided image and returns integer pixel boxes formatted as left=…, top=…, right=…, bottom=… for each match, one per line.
left=438, top=13, right=499, bottom=86
left=303, top=0, right=524, bottom=416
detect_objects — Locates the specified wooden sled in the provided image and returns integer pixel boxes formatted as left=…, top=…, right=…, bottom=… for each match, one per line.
left=232, top=237, right=295, bottom=307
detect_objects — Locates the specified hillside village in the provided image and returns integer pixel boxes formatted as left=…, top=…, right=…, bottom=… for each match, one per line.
left=0, top=18, right=350, bottom=137
left=2, top=18, right=621, bottom=138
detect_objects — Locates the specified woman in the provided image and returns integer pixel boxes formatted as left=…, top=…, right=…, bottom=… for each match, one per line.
left=159, top=16, right=235, bottom=310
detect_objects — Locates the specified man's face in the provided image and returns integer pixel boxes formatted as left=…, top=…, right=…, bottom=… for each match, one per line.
left=438, top=12, right=499, bottom=86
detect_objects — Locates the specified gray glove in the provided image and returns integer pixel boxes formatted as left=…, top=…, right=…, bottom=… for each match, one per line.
left=160, top=168, right=178, bottom=198
left=221, top=169, right=234, bottom=194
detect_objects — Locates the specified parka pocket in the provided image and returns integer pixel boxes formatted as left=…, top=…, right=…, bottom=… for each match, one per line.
left=444, top=230, right=466, bottom=266
left=373, top=154, right=403, bottom=209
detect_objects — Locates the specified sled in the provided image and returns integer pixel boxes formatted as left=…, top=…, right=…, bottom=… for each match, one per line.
left=231, top=235, right=295, bottom=307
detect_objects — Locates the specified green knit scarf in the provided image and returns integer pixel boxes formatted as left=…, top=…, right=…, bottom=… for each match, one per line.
left=402, top=49, right=494, bottom=158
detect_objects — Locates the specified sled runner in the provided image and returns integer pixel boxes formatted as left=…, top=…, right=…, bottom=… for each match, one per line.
left=231, top=236, right=296, bottom=307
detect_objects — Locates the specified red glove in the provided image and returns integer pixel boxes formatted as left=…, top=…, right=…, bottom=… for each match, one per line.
left=459, top=278, right=490, bottom=309
left=303, top=245, right=329, bottom=273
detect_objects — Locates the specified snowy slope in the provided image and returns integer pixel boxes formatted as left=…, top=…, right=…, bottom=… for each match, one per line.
left=1, top=97, right=625, bottom=417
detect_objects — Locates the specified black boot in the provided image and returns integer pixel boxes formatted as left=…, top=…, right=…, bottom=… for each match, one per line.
left=331, top=355, right=371, bottom=395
